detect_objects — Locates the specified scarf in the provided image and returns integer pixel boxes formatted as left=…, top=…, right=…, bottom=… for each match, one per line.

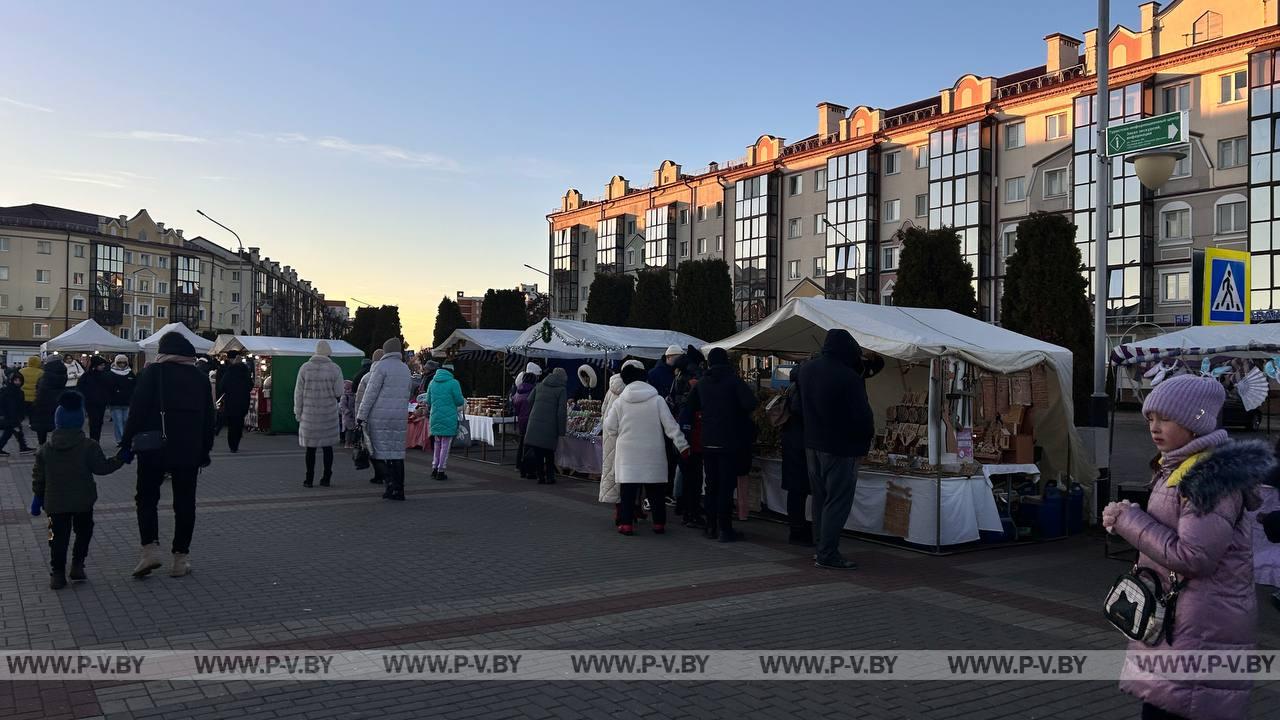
left=1158, top=429, right=1230, bottom=487
left=157, top=354, right=196, bottom=366
left=111, top=367, right=131, bottom=377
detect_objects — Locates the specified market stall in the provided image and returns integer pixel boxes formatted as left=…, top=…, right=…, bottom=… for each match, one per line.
left=41, top=319, right=141, bottom=356
left=136, top=322, right=214, bottom=361
left=428, top=330, right=529, bottom=463
left=210, top=334, right=364, bottom=434
left=711, top=297, right=1091, bottom=553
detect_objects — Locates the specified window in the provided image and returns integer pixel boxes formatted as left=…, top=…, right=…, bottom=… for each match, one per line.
left=1046, top=112, right=1068, bottom=140
left=626, top=220, right=635, bottom=236
left=625, top=249, right=635, bottom=266
left=137, top=329, right=149, bottom=340
left=882, top=246, right=897, bottom=270
left=915, top=193, right=928, bottom=218
left=157, top=306, right=166, bottom=318
left=787, top=260, right=800, bottom=280
left=35, top=269, right=49, bottom=283
left=1005, top=176, right=1027, bottom=202
left=138, top=303, right=150, bottom=317
left=34, top=297, right=49, bottom=310
left=881, top=287, right=895, bottom=306
left=158, top=256, right=168, bottom=269
left=789, top=175, right=803, bottom=196
left=0, top=322, right=8, bottom=338
left=696, top=205, right=706, bottom=222
left=231, top=271, right=240, bottom=282
left=123, top=302, right=131, bottom=316
left=119, top=328, right=130, bottom=340
left=157, top=281, right=168, bottom=294
left=199, top=308, right=205, bottom=321
left=1006, top=121, right=1025, bottom=149
left=1163, top=83, right=1191, bottom=112
left=679, top=240, right=689, bottom=258
left=0, top=237, right=8, bottom=251
left=72, top=297, right=85, bottom=312
left=677, top=208, right=690, bottom=226
left=1221, top=70, right=1247, bottom=104
left=716, top=235, right=724, bottom=252
left=1002, top=226, right=1019, bottom=258
left=715, top=202, right=723, bottom=218
left=140, top=280, right=150, bottom=293
left=1161, top=206, right=1191, bottom=242
left=883, top=199, right=901, bottom=223
left=140, top=254, right=150, bottom=267
left=1162, top=271, right=1191, bottom=302
left=72, top=272, right=85, bottom=285
left=0, top=294, right=7, bottom=309
left=36, top=241, right=51, bottom=255
left=1216, top=198, right=1247, bottom=234
left=124, top=278, right=133, bottom=291
left=33, top=323, right=48, bottom=339
left=814, top=256, right=825, bottom=276
left=696, top=237, right=706, bottom=254
left=1192, top=11, right=1222, bottom=44
left=884, top=151, right=901, bottom=175
left=1219, top=136, right=1247, bottom=168
left=788, top=218, right=801, bottom=239
left=123, top=251, right=133, bottom=264
left=1172, top=146, right=1192, bottom=178
left=815, top=168, right=827, bottom=191
left=231, top=292, right=240, bottom=303
left=73, top=244, right=85, bottom=258
left=814, top=213, right=825, bottom=235
left=0, top=266, right=9, bottom=281
left=230, top=313, right=239, bottom=326
left=915, top=145, right=928, bottom=169
left=1043, top=168, right=1068, bottom=198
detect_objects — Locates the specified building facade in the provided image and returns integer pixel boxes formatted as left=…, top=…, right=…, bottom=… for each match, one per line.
left=0, top=203, right=344, bottom=361
left=548, top=0, right=1278, bottom=334
left=456, top=292, right=482, bottom=327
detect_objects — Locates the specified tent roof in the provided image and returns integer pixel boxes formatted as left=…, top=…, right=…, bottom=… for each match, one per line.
left=41, top=319, right=141, bottom=354
left=509, top=318, right=707, bottom=360
left=136, top=322, right=214, bottom=353
left=209, top=334, right=364, bottom=357
left=432, top=329, right=523, bottom=357
left=1111, top=324, right=1280, bottom=365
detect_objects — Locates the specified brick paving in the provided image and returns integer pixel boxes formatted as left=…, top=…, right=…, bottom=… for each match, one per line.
left=0, top=415, right=1277, bottom=719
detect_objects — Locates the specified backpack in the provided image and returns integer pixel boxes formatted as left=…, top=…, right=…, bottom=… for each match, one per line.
left=765, top=386, right=792, bottom=428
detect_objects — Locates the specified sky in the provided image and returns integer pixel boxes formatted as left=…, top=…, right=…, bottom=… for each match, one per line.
left=0, top=0, right=1141, bottom=347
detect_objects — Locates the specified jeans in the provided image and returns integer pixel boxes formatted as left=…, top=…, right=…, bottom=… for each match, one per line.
left=87, top=404, right=106, bottom=442
left=806, top=450, right=858, bottom=564
left=433, top=436, right=453, bottom=470
left=136, top=461, right=199, bottom=554
left=703, top=450, right=738, bottom=534
left=48, top=511, right=94, bottom=573
left=305, top=446, right=333, bottom=482
left=619, top=484, right=666, bottom=527
left=109, top=406, right=129, bottom=444
left=0, top=425, right=30, bottom=451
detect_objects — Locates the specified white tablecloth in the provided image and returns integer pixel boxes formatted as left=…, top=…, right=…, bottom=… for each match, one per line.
left=762, top=464, right=1003, bottom=547
left=981, top=463, right=1041, bottom=481
left=465, top=415, right=514, bottom=447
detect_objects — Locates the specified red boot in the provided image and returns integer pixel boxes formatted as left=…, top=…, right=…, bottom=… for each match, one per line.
left=618, top=524, right=634, bottom=536
left=652, top=524, right=665, bottom=535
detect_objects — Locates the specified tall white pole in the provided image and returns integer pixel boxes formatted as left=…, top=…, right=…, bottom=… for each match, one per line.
left=1092, top=0, right=1111, bottom=427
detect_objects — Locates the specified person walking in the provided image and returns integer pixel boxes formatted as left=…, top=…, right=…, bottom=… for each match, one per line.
left=350, top=356, right=373, bottom=398
left=216, top=351, right=252, bottom=453
left=780, top=366, right=812, bottom=546
left=1104, top=375, right=1275, bottom=720
left=598, top=360, right=643, bottom=523
left=30, top=392, right=128, bottom=589
left=356, top=339, right=413, bottom=501
left=19, top=356, right=43, bottom=419
left=339, top=380, right=357, bottom=448
left=62, top=354, right=85, bottom=389
left=122, top=332, right=216, bottom=579
left=0, top=372, right=34, bottom=455
left=294, top=340, right=345, bottom=488
left=355, top=348, right=386, bottom=485
left=794, top=329, right=874, bottom=571
left=78, top=356, right=112, bottom=442
left=107, top=355, right=136, bottom=445
left=683, top=348, right=756, bottom=542
left=511, top=372, right=537, bottom=479
left=426, top=362, right=465, bottom=481
left=647, top=345, right=681, bottom=397
left=603, top=363, right=689, bottom=536
left=523, top=367, right=567, bottom=485
left=670, top=347, right=706, bottom=525
left=31, top=355, right=68, bottom=446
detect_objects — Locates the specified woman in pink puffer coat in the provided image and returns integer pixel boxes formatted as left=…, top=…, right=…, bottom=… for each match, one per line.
left=1106, top=374, right=1275, bottom=720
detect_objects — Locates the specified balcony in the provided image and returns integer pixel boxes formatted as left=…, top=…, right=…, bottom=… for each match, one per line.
left=995, top=64, right=1085, bottom=100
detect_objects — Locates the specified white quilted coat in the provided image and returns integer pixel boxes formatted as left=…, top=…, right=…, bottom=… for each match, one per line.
left=355, top=355, right=412, bottom=460
left=602, top=381, right=688, bottom=491
left=294, top=355, right=345, bottom=448
left=598, top=374, right=626, bottom=503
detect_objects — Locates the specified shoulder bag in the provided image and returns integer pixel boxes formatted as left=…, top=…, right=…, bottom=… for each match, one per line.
left=1103, top=565, right=1187, bottom=645
left=132, top=365, right=168, bottom=453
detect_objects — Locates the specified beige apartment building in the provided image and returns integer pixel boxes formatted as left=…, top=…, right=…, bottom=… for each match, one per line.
left=548, top=0, right=1280, bottom=334
left=0, top=203, right=345, bottom=363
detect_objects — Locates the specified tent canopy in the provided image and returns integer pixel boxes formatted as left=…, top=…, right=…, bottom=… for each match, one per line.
left=41, top=319, right=141, bottom=354
left=210, top=334, right=364, bottom=357
left=1111, top=324, right=1280, bottom=366
left=509, top=318, right=707, bottom=361
left=136, top=322, right=214, bottom=355
left=709, top=297, right=1090, bottom=483
left=432, top=329, right=523, bottom=358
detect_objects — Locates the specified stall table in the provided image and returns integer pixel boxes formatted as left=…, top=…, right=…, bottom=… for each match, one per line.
left=556, top=435, right=603, bottom=477
left=461, top=415, right=516, bottom=465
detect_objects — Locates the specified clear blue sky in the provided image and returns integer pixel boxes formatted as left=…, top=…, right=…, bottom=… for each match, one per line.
left=0, top=0, right=1139, bottom=345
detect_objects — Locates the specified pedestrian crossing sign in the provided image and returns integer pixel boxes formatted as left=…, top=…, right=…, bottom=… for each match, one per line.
left=1202, top=247, right=1250, bottom=325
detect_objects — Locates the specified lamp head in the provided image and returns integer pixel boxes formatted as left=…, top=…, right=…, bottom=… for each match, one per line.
left=1125, top=149, right=1187, bottom=190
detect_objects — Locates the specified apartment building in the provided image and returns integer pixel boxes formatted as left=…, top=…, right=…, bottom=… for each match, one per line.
left=456, top=292, right=483, bottom=327
left=548, top=0, right=1278, bottom=333
left=0, top=203, right=344, bottom=361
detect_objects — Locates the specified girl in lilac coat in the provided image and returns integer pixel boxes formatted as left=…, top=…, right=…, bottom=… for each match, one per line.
left=1104, top=374, right=1275, bottom=720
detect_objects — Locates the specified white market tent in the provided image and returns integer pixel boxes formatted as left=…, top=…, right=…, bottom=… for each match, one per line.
left=708, top=297, right=1091, bottom=484
left=432, top=329, right=523, bottom=359
left=41, top=319, right=141, bottom=354
left=1110, top=323, right=1280, bottom=365
left=210, top=334, right=364, bottom=357
left=509, top=318, right=706, bottom=361
left=136, top=322, right=214, bottom=358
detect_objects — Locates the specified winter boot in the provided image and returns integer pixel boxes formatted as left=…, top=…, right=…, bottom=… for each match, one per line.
left=436, top=471, right=448, bottom=482
left=652, top=524, right=666, bottom=535
left=132, top=543, right=164, bottom=578
left=788, top=526, right=815, bottom=547
left=69, top=560, right=86, bottom=582
left=617, top=524, right=634, bottom=536
left=169, top=553, right=191, bottom=577
left=431, top=468, right=439, bottom=480
left=49, top=571, right=67, bottom=590
left=319, top=474, right=331, bottom=488
left=718, top=528, right=744, bottom=543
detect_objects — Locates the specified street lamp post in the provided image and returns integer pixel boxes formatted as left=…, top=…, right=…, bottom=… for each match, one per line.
left=1091, top=0, right=1111, bottom=429
left=197, top=209, right=251, bottom=336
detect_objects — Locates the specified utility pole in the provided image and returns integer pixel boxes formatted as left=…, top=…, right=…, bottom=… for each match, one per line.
left=1091, top=0, right=1111, bottom=428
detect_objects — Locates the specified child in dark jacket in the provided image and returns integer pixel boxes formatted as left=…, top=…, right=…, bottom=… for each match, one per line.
left=0, top=372, right=33, bottom=454
left=31, top=392, right=129, bottom=589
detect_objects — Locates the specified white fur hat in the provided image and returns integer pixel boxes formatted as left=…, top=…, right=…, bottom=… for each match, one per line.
left=577, top=364, right=598, bottom=389
left=525, top=362, right=543, bottom=376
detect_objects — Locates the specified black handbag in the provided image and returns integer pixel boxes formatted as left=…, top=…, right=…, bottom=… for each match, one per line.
left=352, top=426, right=371, bottom=470
left=1103, top=565, right=1187, bottom=645
left=132, top=366, right=168, bottom=453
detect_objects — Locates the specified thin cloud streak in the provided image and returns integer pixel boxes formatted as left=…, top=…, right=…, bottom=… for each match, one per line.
left=270, top=132, right=458, bottom=170
left=0, top=96, right=53, bottom=113
left=52, top=176, right=124, bottom=189
left=96, top=130, right=208, bottom=144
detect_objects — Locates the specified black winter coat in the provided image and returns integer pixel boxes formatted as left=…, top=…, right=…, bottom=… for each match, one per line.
left=217, top=361, right=252, bottom=417
left=794, top=330, right=874, bottom=458
left=108, top=370, right=136, bottom=407
left=123, top=360, right=216, bottom=469
left=78, top=368, right=113, bottom=408
left=0, top=383, right=25, bottom=429
left=30, top=359, right=67, bottom=433
left=683, top=363, right=756, bottom=455
left=780, top=369, right=807, bottom=493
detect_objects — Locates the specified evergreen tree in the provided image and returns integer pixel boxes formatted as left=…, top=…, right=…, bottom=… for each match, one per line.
left=479, top=289, right=529, bottom=329
left=628, top=270, right=673, bottom=329
left=1000, top=212, right=1094, bottom=422
left=370, top=305, right=402, bottom=352
left=892, top=226, right=977, bottom=316
left=345, top=306, right=378, bottom=354
left=672, top=259, right=736, bottom=342
left=584, top=273, right=635, bottom=326
left=525, top=292, right=550, bottom=327
left=432, top=296, right=470, bottom=349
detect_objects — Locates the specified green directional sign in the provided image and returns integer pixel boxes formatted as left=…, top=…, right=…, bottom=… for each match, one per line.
left=1104, top=111, right=1187, bottom=156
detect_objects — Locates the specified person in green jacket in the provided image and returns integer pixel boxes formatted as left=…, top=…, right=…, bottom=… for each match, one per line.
left=30, top=392, right=129, bottom=589
left=426, top=363, right=465, bottom=481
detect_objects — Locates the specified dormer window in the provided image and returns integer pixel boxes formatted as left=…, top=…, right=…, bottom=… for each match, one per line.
left=1191, top=11, right=1222, bottom=44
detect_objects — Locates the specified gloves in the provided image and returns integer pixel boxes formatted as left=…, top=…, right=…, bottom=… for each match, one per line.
left=30, top=495, right=42, bottom=517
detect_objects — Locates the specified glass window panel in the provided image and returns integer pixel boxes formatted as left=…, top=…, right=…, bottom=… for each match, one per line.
left=942, top=155, right=954, bottom=177
left=1253, top=119, right=1271, bottom=152
left=1251, top=221, right=1270, bottom=251
left=1109, top=237, right=1123, bottom=264
left=1253, top=153, right=1272, bottom=183
left=942, top=206, right=954, bottom=226
left=1126, top=85, right=1141, bottom=116
left=929, top=209, right=941, bottom=228
left=1125, top=176, right=1141, bottom=200
left=1252, top=52, right=1273, bottom=87
left=1273, top=85, right=1280, bottom=113
left=1253, top=254, right=1272, bottom=289
left=1108, top=269, right=1124, bottom=298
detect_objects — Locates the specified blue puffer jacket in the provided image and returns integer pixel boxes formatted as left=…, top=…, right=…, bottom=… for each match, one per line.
left=427, top=368, right=465, bottom=438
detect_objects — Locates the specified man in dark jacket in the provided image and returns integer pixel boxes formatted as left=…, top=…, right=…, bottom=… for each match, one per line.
left=31, top=356, right=68, bottom=446
left=77, top=356, right=112, bottom=442
left=647, top=346, right=681, bottom=398
left=671, top=346, right=707, bottom=525
left=122, top=332, right=216, bottom=579
left=780, top=366, right=811, bottom=546
left=216, top=351, right=252, bottom=453
left=683, top=347, right=756, bottom=542
left=793, top=329, right=874, bottom=570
